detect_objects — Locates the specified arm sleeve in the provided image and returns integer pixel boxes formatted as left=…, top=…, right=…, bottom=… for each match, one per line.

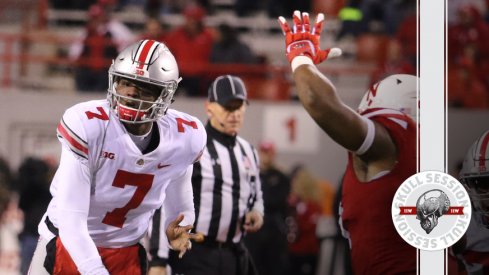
left=56, top=146, right=108, bottom=274
left=163, top=165, right=195, bottom=232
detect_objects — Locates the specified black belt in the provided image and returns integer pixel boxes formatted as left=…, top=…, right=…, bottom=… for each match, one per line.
left=200, top=238, right=238, bottom=249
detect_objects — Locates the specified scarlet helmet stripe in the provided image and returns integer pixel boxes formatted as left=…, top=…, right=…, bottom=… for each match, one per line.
left=135, top=40, right=157, bottom=70
left=57, top=119, right=88, bottom=159
left=478, top=131, right=489, bottom=170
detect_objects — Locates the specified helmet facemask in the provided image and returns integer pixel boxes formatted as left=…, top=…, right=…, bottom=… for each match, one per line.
left=462, top=176, right=489, bottom=227
left=106, top=39, right=181, bottom=124
left=459, top=129, right=489, bottom=228
left=108, top=75, right=178, bottom=124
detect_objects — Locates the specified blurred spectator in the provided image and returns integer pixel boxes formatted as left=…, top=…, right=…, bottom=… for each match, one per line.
left=140, top=17, right=167, bottom=42
left=448, top=61, right=489, bottom=108
left=314, top=178, right=336, bottom=275
left=0, top=157, right=19, bottom=274
left=69, top=3, right=135, bottom=92
left=210, top=23, right=257, bottom=64
left=0, top=157, right=12, bottom=221
left=359, top=0, right=412, bottom=35
left=144, top=0, right=164, bottom=18
left=234, top=0, right=311, bottom=18
left=0, top=157, right=13, bottom=192
left=245, top=141, right=290, bottom=275
left=332, top=180, right=353, bottom=275
left=336, top=0, right=363, bottom=41
left=369, top=39, right=415, bottom=86
left=164, top=3, right=214, bottom=96
left=447, top=0, right=487, bottom=26
left=144, top=0, right=211, bottom=16
left=234, top=0, right=261, bottom=17
left=286, top=165, right=322, bottom=275
left=447, top=4, right=489, bottom=108
left=17, top=158, right=52, bottom=275
left=0, top=195, right=22, bottom=274
left=395, top=7, right=417, bottom=67
left=448, top=4, right=489, bottom=66
left=50, top=0, right=96, bottom=10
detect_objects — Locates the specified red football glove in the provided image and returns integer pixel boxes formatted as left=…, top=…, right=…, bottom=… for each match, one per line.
left=278, top=11, right=342, bottom=65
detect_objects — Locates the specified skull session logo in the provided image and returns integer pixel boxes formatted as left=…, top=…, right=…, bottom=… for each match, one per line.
left=416, top=190, right=451, bottom=234
left=391, top=171, right=471, bottom=250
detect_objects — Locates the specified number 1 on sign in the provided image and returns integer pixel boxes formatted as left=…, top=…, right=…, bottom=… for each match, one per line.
left=285, top=116, right=296, bottom=143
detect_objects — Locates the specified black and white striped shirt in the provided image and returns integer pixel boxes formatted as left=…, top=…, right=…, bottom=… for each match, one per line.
left=192, top=123, right=264, bottom=243
left=147, top=123, right=264, bottom=265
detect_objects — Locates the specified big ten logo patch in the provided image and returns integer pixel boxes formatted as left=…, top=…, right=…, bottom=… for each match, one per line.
left=101, top=151, right=115, bottom=160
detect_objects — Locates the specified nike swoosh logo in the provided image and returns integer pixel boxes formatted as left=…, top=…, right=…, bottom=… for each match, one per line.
left=157, top=163, right=171, bottom=169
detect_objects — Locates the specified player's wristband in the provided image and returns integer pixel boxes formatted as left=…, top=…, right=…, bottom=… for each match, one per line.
left=149, top=257, right=168, bottom=267
left=291, top=56, right=314, bottom=72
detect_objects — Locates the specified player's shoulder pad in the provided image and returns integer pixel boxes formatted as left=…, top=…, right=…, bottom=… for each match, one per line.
left=361, top=108, right=412, bottom=130
left=165, top=109, right=207, bottom=164
left=57, top=100, right=111, bottom=160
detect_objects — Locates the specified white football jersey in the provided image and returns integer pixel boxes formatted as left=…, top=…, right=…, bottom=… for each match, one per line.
left=39, top=99, right=206, bottom=248
left=458, top=214, right=489, bottom=274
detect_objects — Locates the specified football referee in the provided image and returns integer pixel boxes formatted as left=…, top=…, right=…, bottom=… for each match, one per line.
left=148, top=75, right=264, bottom=275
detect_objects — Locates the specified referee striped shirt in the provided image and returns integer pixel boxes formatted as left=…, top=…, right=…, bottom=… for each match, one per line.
left=148, top=123, right=264, bottom=265
left=192, top=123, right=264, bottom=244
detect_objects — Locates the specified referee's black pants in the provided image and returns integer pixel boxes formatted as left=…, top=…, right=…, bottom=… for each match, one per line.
left=169, top=239, right=255, bottom=275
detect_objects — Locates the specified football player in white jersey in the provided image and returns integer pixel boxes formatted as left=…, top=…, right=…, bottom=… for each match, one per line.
left=454, top=130, right=489, bottom=274
left=28, top=39, right=207, bottom=275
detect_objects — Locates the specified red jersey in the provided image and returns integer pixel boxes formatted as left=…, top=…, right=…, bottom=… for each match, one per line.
left=341, top=108, right=417, bottom=274
left=288, top=198, right=321, bottom=255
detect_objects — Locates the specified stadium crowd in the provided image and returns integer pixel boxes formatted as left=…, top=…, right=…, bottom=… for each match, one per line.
left=0, top=0, right=487, bottom=274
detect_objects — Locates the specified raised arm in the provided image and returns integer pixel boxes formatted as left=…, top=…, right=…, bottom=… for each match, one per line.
left=278, top=11, right=397, bottom=163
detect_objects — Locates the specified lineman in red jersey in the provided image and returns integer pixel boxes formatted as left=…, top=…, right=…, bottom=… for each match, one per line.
left=28, top=40, right=207, bottom=275
left=278, top=11, right=417, bottom=274
left=454, top=130, right=489, bottom=274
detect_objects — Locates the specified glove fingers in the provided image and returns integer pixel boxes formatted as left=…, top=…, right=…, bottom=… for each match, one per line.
left=302, top=12, right=310, bottom=33
left=278, top=16, right=291, bottom=36
left=292, top=10, right=302, bottom=34
left=313, top=13, right=325, bottom=36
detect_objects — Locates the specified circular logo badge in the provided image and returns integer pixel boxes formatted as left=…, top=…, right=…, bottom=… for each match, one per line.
left=391, top=171, right=472, bottom=251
